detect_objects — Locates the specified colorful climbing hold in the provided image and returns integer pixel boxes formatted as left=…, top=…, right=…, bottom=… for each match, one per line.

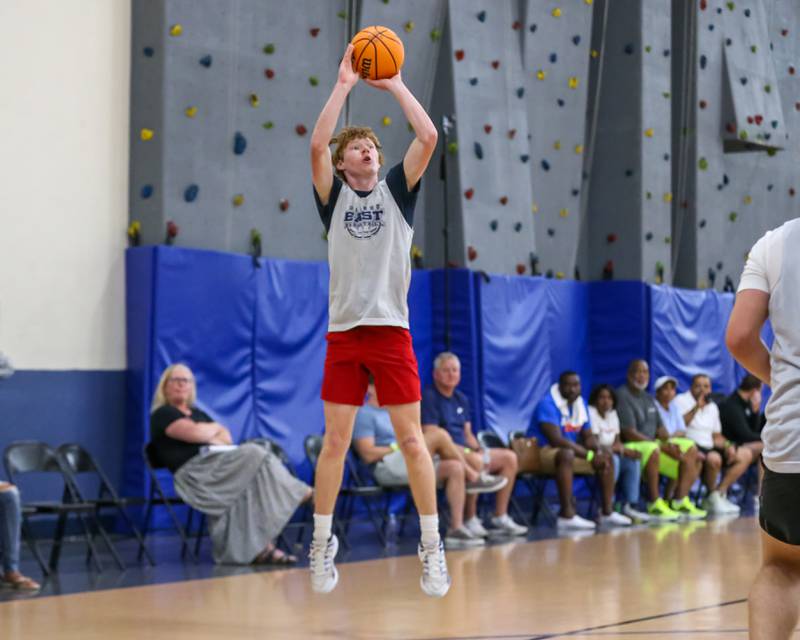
left=516, top=87, right=524, bottom=98
left=572, top=35, right=581, bottom=45
left=700, top=55, right=707, bottom=69
left=185, top=106, right=198, bottom=118
left=514, top=222, right=522, bottom=232
left=499, top=196, right=508, bottom=206
left=574, top=144, right=583, bottom=154
left=743, top=195, right=752, bottom=205
left=234, top=132, right=247, bottom=154
left=491, top=60, right=500, bottom=69
left=265, top=68, right=275, bottom=79
left=541, top=160, right=551, bottom=171
left=232, top=194, right=244, bottom=207
left=729, top=212, right=738, bottom=221
left=140, top=128, right=154, bottom=141
left=470, top=77, right=478, bottom=86
left=141, top=185, right=153, bottom=199
left=507, top=129, right=517, bottom=139
left=553, top=140, right=561, bottom=150
left=310, top=27, right=320, bottom=37
left=165, top=221, right=178, bottom=245
left=455, top=50, right=465, bottom=61
left=467, top=246, right=478, bottom=261
left=516, top=264, right=527, bottom=275
left=663, top=193, right=673, bottom=203
left=699, top=157, right=708, bottom=170
left=263, top=43, right=275, bottom=54
left=404, top=21, right=414, bottom=33
left=568, top=77, right=579, bottom=89
left=249, top=93, right=260, bottom=107
left=169, top=24, right=183, bottom=37
left=476, top=10, right=486, bottom=22
left=199, top=55, right=212, bottom=68
left=644, top=128, right=654, bottom=138
left=464, top=188, right=474, bottom=200
left=184, top=184, right=199, bottom=202
left=295, top=125, right=307, bottom=136
left=382, top=116, right=392, bottom=127
left=143, top=46, right=155, bottom=57
left=559, top=208, right=569, bottom=218
left=447, top=142, right=458, bottom=155
left=552, top=8, right=562, bottom=17
left=430, top=29, right=441, bottom=42
left=279, top=199, right=290, bottom=211
left=474, top=142, right=483, bottom=159
left=489, top=220, right=498, bottom=231
left=607, top=233, right=618, bottom=244
left=309, top=76, right=319, bottom=86
left=536, top=69, right=547, bottom=80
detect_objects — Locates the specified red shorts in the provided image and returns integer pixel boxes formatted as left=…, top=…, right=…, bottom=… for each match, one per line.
left=321, top=326, right=422, bottom=406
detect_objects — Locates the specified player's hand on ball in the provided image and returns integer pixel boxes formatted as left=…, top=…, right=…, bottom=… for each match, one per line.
left=364, top=72, right=403, bottom=92
left=339, top=44, right=359, bottom=88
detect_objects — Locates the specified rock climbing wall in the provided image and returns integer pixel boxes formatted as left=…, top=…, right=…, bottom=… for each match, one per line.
left=673, top=0, right=800, bottom=290
left=581, top=0, right=674, bottom=284
left=523, top=0, right=595, bottom=279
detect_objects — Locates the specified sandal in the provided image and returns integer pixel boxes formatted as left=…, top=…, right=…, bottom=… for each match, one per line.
left=253, top=547, right=298, bottom=566
left=2, top=573, right=40, bottom=592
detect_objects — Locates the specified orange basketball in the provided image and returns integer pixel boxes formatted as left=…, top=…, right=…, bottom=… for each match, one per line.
left=351, top=26, right=404, bottom=80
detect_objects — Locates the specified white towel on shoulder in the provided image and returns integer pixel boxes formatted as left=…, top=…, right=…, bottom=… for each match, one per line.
left=550, top=383, right=589, bottom=429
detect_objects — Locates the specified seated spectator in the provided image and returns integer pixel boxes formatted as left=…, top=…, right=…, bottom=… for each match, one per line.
left=529, top=372, right=632, bottom=529
left=588, top=384, right=651, bottom=523
left=674, top=373, right=753, bottom=515
left=353, top=381, right=506, bottom=547
left=421, top=352, right=528, bottom=538
left=654, top=376, right=687, bottom=437
left=617, top=360, right=706, bottom=521
left=150, top=363, right=312, bottom=565
left=720, top=374, right=765, bottom=460
left=0, top=482, right=39, bottom=591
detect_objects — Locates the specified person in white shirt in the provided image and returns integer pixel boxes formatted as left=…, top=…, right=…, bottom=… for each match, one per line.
left=588, top=384, right=651, bottom=523
left=727, top=218, right=800, bottom=639
left=673, top=374, right=753, bottom=515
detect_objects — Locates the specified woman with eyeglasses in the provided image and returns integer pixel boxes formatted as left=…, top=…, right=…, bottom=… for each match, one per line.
left=150, top=363, right=312, bottom=565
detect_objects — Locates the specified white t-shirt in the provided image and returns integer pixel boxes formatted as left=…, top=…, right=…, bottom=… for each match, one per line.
left=738, top=219, right=800, bottom=471
left=589, top=406, right=619, bottom=448
left=672, top=391, right=720, bottom=449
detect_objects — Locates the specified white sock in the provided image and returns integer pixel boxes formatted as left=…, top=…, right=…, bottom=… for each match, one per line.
left=313, top=513, right=332, bottom=544
left=420, top=514, right=440, bottom=548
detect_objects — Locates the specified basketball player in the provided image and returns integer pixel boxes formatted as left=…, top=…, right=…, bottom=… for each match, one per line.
left=307, top=43, right=449, bottom=597
left=726, top=218, right=800, bottom=639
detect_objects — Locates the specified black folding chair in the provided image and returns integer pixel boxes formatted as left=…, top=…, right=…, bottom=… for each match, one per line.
left=3, top=441, right=116, bottom=573
left=58, top=443, right=154, bottom=566
left=477, top=430, right=529, bottom=523
left=304, top=435, right=385, bottom=549
left=140, top=442, right=198, bottom=562
left=507, top=430, right=557, bottom=525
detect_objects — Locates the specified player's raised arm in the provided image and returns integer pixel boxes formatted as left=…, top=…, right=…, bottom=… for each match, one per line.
left=366, top=73, right=438, bottom=192
left=310, top=44, right=359, bottom=204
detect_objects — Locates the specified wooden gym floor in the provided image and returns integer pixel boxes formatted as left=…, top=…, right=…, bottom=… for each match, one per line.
left=0, top=516, right=792, bottom=639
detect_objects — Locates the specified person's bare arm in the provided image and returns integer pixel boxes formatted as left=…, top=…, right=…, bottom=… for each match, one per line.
left=165, top=419, right=228, bottom=444
left=463, top=421, right=481, bottom=451
left=353, top=437, right=393, bottom=465
left=726, top=289, right=771, bottom=384
left=621, top=426, right=648, bottom=443
left=310, top=44, right=358, bottom=204
left=364, top=74, right=438, bottom=191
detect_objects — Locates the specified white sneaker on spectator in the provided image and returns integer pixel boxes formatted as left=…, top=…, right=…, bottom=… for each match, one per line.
left=703, top=491, right=739, bottom=515
left=489, top=514, right=528, bottom=536
left=418, top=541, right=451, bottom=597
left=464, top=516, right=489, bottom=538
left=557, top=514, right=597, bottom=530
left=309, top=534, right=339, bottom=594
left=599, top=511, right=633, bottom=527
left=721, top=494, right=741, bottom=515
left=466, top=472, right=508, bottom=494
left=444, top=526, right=485, bottom=548
left=622, top=503, right=651, bottom=523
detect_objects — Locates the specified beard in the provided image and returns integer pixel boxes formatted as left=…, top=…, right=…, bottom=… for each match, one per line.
left=631, top=380, right=648, bottom=391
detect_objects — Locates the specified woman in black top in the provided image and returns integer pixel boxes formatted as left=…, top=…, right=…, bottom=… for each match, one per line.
left=149, top=364, right=311, bottom=565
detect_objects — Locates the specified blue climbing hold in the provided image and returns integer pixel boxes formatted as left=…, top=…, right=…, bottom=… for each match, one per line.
left=572, top=35, right=581, bottom=45
left=624, top=43, right=634, bottom=55
left=557, top=98, right=565, bottom=107
left=663, top=49, right=670, bottom=57
left=625, top=169, right=634, bottom=177
left=772, top=120, right=779, bottom=128
left=141, top=184, right=154, bottom=199
left=520, top=154, right=529, bottom=163
left=699, top=219, right=707, bottom=228
left=489, top=219, right=498, bottom=231
left=541, top=159, right=550, bottom=171
left=744, top=8, right=751, bottom=16
left=726, top=38, right=732, bottom=46
left=767, top=184, right=774, bottom=191
left=723, top=174, right=729, bottom=185
left=740, top=77, right=747, bottom=85
left=700, top=54, right=707, bottom=69
left=530, top=23, right=537, bottom=33
left=477, top=10, right=486, bottom=22
left=663, top=153, right=670, bottom=161
left=549, top=52, right=557, bottom=63
left=199, top=54, right=212, bottom=68
left=547, top=229, right=555, bottom=237
left=514, top=222, right=523, bottom=232
left=571, top=188, right=579, bottom=197
left=143, top=46, right=155, bottom=57
left=645, top=232, right=653, bottom=241
left=234, top=132, right=247, bottom=155
left=470, top=77, right=478, bottom=86
left=516, top=86, right=524, bottom=98
left=184, top=184, right=199, bottom=202
left=474, top=142, right=483, bottom=159
left=709, top=24, right=715, bottom=31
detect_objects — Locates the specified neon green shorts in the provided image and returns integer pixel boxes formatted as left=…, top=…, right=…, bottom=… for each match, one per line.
left=623, top=438, right=695, bottom=480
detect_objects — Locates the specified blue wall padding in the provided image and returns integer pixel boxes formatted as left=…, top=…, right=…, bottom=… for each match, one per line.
left=547, top=280, right=592, bottom=390
left=588, top=281, right=651, bottom=389
left=649, top=285, right=737, bottom=393
left=479, top=275, right=551, bottom=439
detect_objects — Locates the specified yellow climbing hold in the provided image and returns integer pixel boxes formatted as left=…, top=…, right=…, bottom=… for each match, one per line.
left=559, top=208, right=569, bottom=218
left=140, top=128, right=154, bottom=141
left=185, top=106, right=198, bottom=118
left=743, top=195, right=752, bottom=205
left=585, top=0, right=593, bottom=4
left=591, top=49, right=599, bottom=59
left=232, top=194, right=244, bottom=207
left=574, top=144, right=584, bottom=154
left=169, top=24, right=183, bottom=37
left=411, top=245, right=423, bottom=259
left=249, top=94, right=260, bottom=108
left=555, top=271, right=565, bottom=279
left=663, top=192, right=673, bottom=203
left=552, top=8, right=562, bottom=17
left=553, top=140, right=561, bottom=150
left=404, top=21, right=414, bottom=33
left=382, top=116, right=392, bottom=127
left=568, top=77, right=579, bottom=89
left=644, top=128, right=655, bottom=137
left=536, top=69, right=546, bottom=81
left=531, top=203, right=539, bottom=214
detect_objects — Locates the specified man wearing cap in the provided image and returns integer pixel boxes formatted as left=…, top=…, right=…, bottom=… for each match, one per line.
left=616, top=360, right=706, bottom=520
left=673, top=373, right=752, bottom=515
left=654, top=376, right=687, bottom=437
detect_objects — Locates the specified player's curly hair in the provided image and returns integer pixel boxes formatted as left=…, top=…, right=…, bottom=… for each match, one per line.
left=330, top=126, right=384, bottom=180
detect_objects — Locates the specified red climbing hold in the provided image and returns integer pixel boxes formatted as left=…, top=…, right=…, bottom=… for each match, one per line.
left=491, top=60, right=500, bottom=69
left=747, top=116, right=754, bottom=124
left=516, top=264, right=526, bottom=275
left=464, top=188, right=474, bottom=199
left=700, top=0, right=707, bottom=9
left=279, top=199, right=290, bottom=211
left=499, top=196, right=508, bottom=205
left=310, top=27, right=320, bottom=37
left=467, top=246, right=478, bottom=261
left=484, top=124, right=492, bottom=134
left=295, top=124, right=307, bottom=135
left=755, top=114, right=763, bottom=125
left=699, top=100, right=707, bottom=109
left=725, top=122, right=736, bottom=133
left=512, top=20, right=522, bottom=30
left=507, top=129, right=517, bottom=139
left=265, top=68, right=275, bottom=79
left=790, top=66, right=796, bottom=75
left=782, top=29, right=789, bottom=37
left=790, top=188, right=796, bottom=197
left=606, top=233, right=618, bottom=244
left=455, top=50, right=465, bottom=61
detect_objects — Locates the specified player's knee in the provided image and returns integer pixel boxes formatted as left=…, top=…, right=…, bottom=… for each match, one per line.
left=399, top=435, right=426, bottom=459
left=557, top=448, right=575, bottom=465
left=707, top=451, right=722, bottom=469
left=322, top=431, right=350, bottom=458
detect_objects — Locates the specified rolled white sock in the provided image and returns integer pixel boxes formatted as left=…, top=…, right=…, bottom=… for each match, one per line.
left=419, top=514, right=440, bottom=548
left=313, top=513, right=332, bottom=544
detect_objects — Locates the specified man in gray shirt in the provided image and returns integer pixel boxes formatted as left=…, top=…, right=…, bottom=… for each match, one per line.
left=617, top=360, right=705, bottom=521
left=727, top=218, right=800, bottom=639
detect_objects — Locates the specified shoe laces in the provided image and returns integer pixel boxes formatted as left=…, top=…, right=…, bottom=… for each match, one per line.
left=421, top=543, right=447, bottom=580
left=309, top=537, right=333, bottom=576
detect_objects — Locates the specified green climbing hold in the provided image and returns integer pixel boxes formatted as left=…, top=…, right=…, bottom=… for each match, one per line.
left=447, top=141, right=458, bottom=155
left=262, top=121, right=274, bottom=130
left=739, top=130, right=748, bottom=140
left=430, top=29, right=441, bottom=42
left=729, top=212, right=738, bottom=221
left=263, top=43, right=275, bottom=54
left=751, top=45, right=757, bottom=53
left=698, top=157, right=709, bottom=170
left=765, top=84, right=772, bottom=93
left=337, top=10, right=346, bottom=19
left=726, top=1, right=735, bottom=9
left=309, top=76, right=319, bottom=86
left=767, top=147, right=777, bottom=156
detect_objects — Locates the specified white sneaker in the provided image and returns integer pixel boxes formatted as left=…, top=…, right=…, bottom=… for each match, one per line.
left=721, top=494, right=741, bottom=515
left=599, top=511, right=633, bottom=527
left=622, top=503, right=651, bottom=523
left=557, top=514, right=597, bottom=530
left=309, top=534, right=339, bottom=594
left=444, top=526, right=485, bottom=548
left=464, top=516, right=489, bottom=538
left=489, top=513, right=528, bottom=536
left=418, top=541, right=451, bottom=597
left=703, top=491, right=739, bottom=515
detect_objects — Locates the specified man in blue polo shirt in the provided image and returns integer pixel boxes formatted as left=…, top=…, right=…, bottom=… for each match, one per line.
left=528, top=371, right=631, bottom=530
left=421, top=352, right=527, bottom=538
